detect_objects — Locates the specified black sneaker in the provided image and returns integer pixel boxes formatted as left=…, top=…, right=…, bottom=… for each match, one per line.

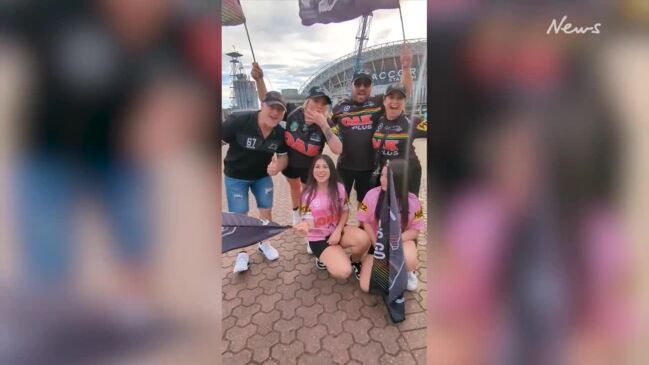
left=315, top=258, right=326, bottom=270
left=350, top=257, right=362, bottom=280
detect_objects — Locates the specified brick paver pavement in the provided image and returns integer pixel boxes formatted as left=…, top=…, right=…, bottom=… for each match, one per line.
left=222, top=140, right=427, bottom=365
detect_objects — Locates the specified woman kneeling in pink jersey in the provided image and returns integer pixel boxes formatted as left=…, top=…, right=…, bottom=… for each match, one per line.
left=294, top=155, right=370, bottom=279
left=357, top=159, right=425, bottom=292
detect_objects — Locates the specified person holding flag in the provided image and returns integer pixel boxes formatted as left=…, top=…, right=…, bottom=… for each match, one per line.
left=251, top=63, right=342, bottom=230
left=370, top=84, right=427, bottom=195
left=357, top=159, right=424, bottom=294
left=252, top=62, right=343, bottom=255
left=331, top=44, right=414, bottom=205
left=297, top=0, right=415, bottom=205
left=222, top=91, right=290, bottom=273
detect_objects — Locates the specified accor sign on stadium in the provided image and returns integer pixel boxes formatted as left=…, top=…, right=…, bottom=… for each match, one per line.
left=369, top=67, right=418, bottom=85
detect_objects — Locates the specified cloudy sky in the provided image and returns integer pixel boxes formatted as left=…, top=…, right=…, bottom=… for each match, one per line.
left=222, top=0, right=427, bottom=107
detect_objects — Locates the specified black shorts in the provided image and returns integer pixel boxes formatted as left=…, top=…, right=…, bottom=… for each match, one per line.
left=308, top=237, right=330, bottom=259
left=282, top=165, right=309, bottom=184
left=337, top=167, right=373, bottom=203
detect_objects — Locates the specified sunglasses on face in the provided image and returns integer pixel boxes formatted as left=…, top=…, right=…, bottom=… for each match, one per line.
left=353, top=80, right=371, bottom=88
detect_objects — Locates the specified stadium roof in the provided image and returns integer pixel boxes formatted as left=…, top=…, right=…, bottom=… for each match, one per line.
left=299, top=38, right=426, bottom=94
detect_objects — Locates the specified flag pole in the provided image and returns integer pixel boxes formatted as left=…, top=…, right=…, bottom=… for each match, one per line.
left=398, top=1, right=406, bottom=43
left=398, top=1, right=412, bottom=173
left=243, top=21, right=257, bottom=63
left=238, top=0, right=257, bottom=62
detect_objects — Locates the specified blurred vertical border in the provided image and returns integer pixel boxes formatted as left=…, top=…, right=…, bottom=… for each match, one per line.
left=426, top=1, right=648, bottom=364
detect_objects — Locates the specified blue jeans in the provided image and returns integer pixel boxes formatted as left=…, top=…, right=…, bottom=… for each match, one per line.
left=14, top=155, right=151, bottom=285
left=224, top=175, right=273, bottom=214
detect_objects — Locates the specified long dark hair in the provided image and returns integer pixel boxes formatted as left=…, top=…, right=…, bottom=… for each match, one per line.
left=374, top=159, right=410, bottom=231
left=300, top=155, right=343, bottom=215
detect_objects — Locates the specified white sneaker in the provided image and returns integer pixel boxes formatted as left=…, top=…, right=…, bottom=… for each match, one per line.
left=315, top=257, right=326, bottom=270
left=406, top=271, right=418, bottom=291
left=292, top=209, right=300, bottom=225
left=233, top=252, right=249, bottom=273
left=306, top=241, right=313, bottom=255
left=258, top=241, right=279, bottom=261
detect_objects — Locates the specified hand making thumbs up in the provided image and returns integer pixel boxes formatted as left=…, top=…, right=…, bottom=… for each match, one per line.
left=267, top=154, right=280, bottom=176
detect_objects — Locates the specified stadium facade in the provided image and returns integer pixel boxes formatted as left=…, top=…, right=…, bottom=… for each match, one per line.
left=300, top=38, right=427, bottom=116
left=222, top=39, right=427, bottom=121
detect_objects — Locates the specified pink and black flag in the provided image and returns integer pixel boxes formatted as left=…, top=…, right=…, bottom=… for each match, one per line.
left=222, top=0, right=246, bottom=26
left=299, top=0, right=400, bottom=26
left=221, top=212, right=291, bottom=253
left=369, top=168, right=408, bottom=323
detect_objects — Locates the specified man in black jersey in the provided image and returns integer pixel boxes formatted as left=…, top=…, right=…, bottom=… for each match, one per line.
left=222, top=91, right=289, bottom=272
left=331, top=43, right=414, bottom=204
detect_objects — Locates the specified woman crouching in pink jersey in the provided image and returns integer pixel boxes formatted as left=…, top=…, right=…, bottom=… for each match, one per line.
left=357, top=159, right=425, bottom=292
left=294, top=155, right=370, bottom=279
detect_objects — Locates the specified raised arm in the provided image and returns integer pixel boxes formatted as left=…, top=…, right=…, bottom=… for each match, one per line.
left=400, top=43, right=413, bottom=98
left=251, top=62, right=267, bottom=102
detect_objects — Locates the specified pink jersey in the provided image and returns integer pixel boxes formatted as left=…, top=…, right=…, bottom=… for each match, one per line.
left=300, top=183, right=349, bottom=241
left=357, top=186, right=425, bottom=233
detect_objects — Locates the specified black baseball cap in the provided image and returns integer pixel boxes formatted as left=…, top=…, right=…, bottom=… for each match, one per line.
left=262, top=91, right=287, bottom=111
left=352, top=70, right=372, bottom=84
left=385, top=84, right=407, bottom=98
left=307, top=86, right=332, bottom=105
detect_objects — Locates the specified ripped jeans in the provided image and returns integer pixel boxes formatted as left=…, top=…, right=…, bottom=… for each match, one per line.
left=224, top=175, right=274, bottom=214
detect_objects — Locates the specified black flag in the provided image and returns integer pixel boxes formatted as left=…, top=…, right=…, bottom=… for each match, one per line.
left=369, top=168, right=408, bottom=322
left=221, top=212, right=291, bottom=253
left=298, top=0, right=399, bottom=26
